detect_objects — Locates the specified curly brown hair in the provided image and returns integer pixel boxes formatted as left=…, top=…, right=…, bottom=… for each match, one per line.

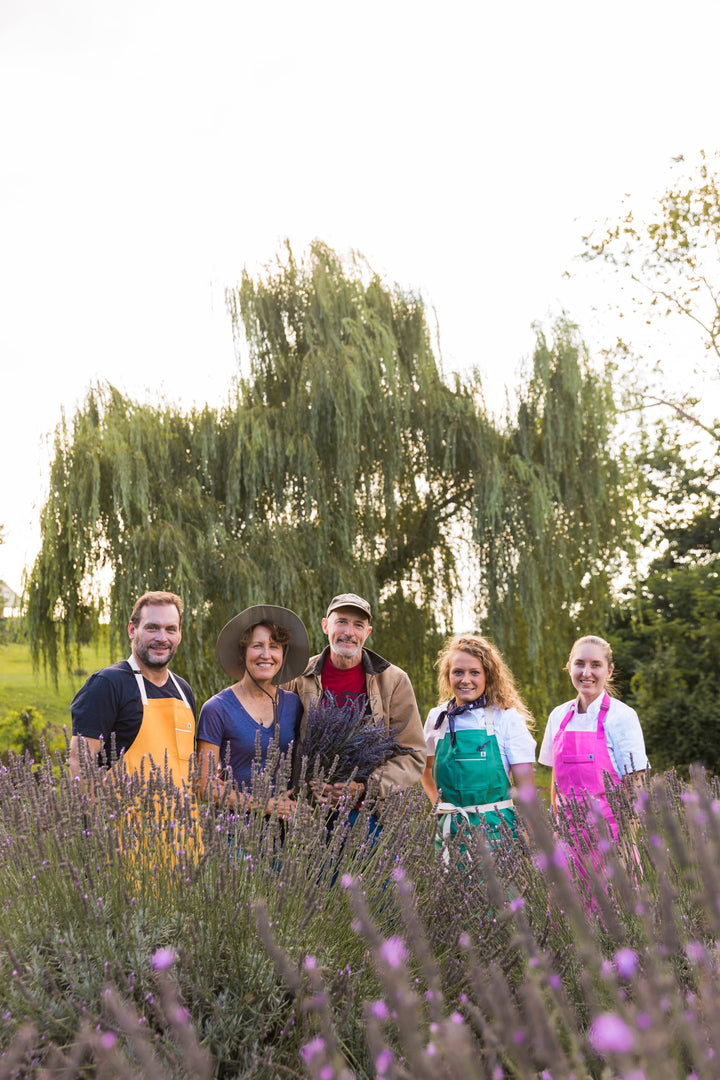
left=237, top=621, right=291, bottom=673
left=436, top=634, right=534, bottom=729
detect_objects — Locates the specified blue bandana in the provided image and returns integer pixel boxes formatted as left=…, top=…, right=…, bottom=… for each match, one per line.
left=434, top=694, right=487, bottom=747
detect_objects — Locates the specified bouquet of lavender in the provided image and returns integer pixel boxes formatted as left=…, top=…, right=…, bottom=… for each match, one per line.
left=300, top=695, right=413, bottom=786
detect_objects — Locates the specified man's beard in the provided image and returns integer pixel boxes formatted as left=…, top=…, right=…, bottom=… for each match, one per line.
left=134, top=642, right=177, bottom=669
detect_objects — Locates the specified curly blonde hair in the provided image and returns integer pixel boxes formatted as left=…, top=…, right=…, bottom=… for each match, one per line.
left=436, top=634, right=535, bottom=730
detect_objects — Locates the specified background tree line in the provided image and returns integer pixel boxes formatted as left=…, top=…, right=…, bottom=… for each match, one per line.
left=25, top=153, right=720, bottom=769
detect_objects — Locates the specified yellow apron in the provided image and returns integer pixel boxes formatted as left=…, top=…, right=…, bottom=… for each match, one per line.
left=122, top=662, right=195, bottom=784
left=118, top=662, right=200, bottom=876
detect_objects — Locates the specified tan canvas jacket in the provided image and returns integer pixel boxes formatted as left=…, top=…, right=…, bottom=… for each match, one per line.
left=286, top=646, right=426, bottom=801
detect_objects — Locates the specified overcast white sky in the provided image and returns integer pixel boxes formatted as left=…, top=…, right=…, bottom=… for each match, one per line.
left=2, top=0, right=719, bottom=593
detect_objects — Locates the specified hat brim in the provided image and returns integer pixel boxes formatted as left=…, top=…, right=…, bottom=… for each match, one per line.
left=216, top=605, right=310, bottom=685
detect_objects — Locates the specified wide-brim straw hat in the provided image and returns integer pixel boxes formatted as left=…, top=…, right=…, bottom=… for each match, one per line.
left=216, top=605, right=310, bottom=685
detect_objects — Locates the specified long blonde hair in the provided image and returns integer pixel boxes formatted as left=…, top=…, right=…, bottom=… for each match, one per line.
left=436, top=634, right=535, bottom=730
left=567, top=634, right=617, bottom=697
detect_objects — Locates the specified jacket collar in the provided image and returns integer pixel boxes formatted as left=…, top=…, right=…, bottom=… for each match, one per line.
left=304, top=644, right=391, bottom=678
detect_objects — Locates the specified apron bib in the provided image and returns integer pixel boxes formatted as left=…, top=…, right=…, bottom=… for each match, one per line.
left=119, top=663, right=200, bottom=871
left=553, top=692, right=620, bottom=841
left=432, top=709, right=515, bottom=851
left=123, top=663, right=195, bottom=786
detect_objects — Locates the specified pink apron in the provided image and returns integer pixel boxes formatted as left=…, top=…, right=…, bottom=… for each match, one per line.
left=553, top=692, right=620, bottom=841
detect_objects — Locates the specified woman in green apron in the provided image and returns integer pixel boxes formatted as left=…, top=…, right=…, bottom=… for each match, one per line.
left=422, top=634, right=535, bottom=855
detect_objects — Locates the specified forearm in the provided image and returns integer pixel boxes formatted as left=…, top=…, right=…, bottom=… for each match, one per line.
left=421, top=759, right=438, bottom=804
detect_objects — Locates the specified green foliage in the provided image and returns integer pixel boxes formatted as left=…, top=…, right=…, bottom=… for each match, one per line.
left=608, top=427, right=720, bottom=774
left=0, top=637, right=112, bottom=750
left=26, top=243, right=635, bottom=723
left=0, top=705, right=50, bottom=761
left=473, top=321, right=637, bottom=719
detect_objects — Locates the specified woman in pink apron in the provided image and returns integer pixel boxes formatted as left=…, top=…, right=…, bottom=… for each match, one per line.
left=539, top=635, right=648, bottom=847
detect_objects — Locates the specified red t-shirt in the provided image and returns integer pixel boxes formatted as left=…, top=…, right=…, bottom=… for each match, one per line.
left=321, top=655, right=367, bottom=708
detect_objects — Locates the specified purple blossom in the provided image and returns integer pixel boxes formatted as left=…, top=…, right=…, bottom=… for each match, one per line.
left=301, top=1037, right=325, bottom=1063
left=375, top=1049, right=393, bottom=1076
left=589, top=1013, right=635, bottom=1054
left=341, top=874, right=354, bottom=889
left=636, top=1014, right=652, bottom=1030
left=371, top=1000, right=389, bottom=1020
left=614, top=948, right=639, bottom=978
left=379, top=937, right=408, bottom=969
left=151, top=948, right=176, bottom=971
left=426, top=1042, right=437, bottom=1056
left=302, top=697, right=413, bottom=784
left=450, top=1011, right=463, bottom=1024
left=686, top=942, right=704, bottom=962
left=509, top=897, right=525, bottom=912
left=319, top=1068, right=334, bottom=1080
left=304, top=955, right=317, bottom=971
left=99, top=1032, right=116, bottom=1049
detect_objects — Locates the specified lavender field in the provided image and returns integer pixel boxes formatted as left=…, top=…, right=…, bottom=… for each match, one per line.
left=0, top=746, right=718, bottom=1080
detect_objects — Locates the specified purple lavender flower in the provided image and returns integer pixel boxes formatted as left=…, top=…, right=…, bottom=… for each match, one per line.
left=375, top=1048, right=393, bottom=1076
left=379, top=937, right=407, bottom=969
left=301, top=696, right=413, bottom=785
left=300, top=1036, right=325, bottom=1063
left=614, top=948, right=639, bottom=978
left=151, top=948, right=176, bottom=971
left=589, top=1012, right=635, bottom=1053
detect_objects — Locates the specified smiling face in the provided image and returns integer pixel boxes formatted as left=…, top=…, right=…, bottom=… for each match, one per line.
left=568, top=641, right=613, bottom=707
left=242, top=624, right=285, bottom=687
left=448, top=650, right=487, bottom=705
left=128, top=603, right=182, bottom=672
left=322, top=608, right=372, bottom=668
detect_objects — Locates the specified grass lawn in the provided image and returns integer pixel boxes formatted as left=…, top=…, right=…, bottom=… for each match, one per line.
left=0, top=633, right=114, bottom=750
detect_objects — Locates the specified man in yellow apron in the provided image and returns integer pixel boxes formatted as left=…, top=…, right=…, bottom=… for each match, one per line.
left=70, top=591, right=196, bottom=785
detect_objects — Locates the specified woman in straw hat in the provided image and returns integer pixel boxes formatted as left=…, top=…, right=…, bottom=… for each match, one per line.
left=196, top=605, right=309, bottom=818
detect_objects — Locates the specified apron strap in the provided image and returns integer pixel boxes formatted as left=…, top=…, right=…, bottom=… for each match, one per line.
left=557, top=693, right=611, bottom=739
left=127, top=657, right=191, bottom=709
left=434, top=798, right=515, bottom=839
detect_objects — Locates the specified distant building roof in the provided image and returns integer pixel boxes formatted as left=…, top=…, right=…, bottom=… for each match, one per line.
left=0, top=580, right=21, bottom=611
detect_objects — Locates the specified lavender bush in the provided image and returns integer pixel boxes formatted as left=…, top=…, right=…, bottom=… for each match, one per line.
left=299, top=697, right=413, bottom=786
left=0, top=740, right=718, bottom=1079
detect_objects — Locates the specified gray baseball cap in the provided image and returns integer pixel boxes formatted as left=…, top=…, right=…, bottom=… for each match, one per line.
left=325, top=593, right=372, bottom=620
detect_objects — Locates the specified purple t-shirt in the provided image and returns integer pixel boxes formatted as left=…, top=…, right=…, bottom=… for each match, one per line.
left=197, top=686, right=301, bottom=788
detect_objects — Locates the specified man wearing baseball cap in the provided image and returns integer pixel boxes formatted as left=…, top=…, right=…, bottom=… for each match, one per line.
left=287, top=593, right=426, bottom=807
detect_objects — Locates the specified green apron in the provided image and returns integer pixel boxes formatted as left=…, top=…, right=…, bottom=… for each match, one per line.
left=432, top=708, right=515, bottom=853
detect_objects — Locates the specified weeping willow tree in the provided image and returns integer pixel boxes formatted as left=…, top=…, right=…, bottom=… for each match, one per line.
left=472, top=322, right=639, bottom=717
left=26, top=242, right=637, bottom=718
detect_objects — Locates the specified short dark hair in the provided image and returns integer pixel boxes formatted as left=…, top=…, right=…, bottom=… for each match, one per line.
left=129, top=591, right=184, bottom=627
